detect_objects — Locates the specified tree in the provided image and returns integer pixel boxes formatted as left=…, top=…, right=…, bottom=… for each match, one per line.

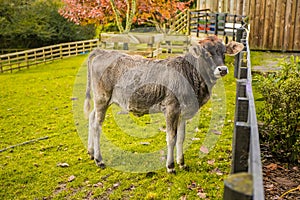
left=0, top=0, right=95, bottom=49
left=137, top=0, right=190, bottom=33
left=59, top=0, right=190, bottom=33
left=59, top=0, right=134, bottom=33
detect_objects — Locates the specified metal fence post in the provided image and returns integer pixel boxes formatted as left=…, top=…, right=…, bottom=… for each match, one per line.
left=214, top=13, right=219, bottom=35
left=234, top=28, right=244, bottom=78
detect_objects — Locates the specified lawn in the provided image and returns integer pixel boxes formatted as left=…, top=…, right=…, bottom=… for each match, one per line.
left=0, top=54, right=236, bottom=199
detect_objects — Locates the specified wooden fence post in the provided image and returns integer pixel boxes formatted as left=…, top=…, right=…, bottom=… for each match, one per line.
left=147, top=36, right=154, bottom=57
left=187, top=9, right=191, bottom=35
left=232, top=122, right=250, bottom=173
left=224, top=172, right=253, bottom=200
left=34, top=50, right=37, bottom=66
left=25, top=52, right=28, bottom=69
left=236, top=80, right=247, bottom=98
left=43, top=49, right=46, bottom=63
left=236, top=97, right=249, bottom=122
left=237, top=51, right=248, bottom=79
left=60, top=45, right=63, bottom=59
left=75, top=43, right=78, bottom=55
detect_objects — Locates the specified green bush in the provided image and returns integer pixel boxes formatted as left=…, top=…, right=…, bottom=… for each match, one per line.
left=257, top=56, right=300, bottom=163
left=0, top=0, right=95, bottom=49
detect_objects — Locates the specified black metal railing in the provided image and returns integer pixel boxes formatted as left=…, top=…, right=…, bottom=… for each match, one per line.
left=190, top=10, right=246, bottom=41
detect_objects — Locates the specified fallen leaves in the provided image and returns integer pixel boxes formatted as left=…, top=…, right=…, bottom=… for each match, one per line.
left=292, top=166, right=299, bottom=171
left=266, top=163, right=279, bottom=170
left=200, top=146, right=209, bottom=154
left=197, top=190, right=207, bottom=199
left=211, top=129, right=222, bottom=135
left=187, top=181, right=207, bottom=199
left=263, top=160, right=300, bottom=199
left=140, top=142, right=150, bottom=145
left=211, top=168, right=224, bottom=176
left=113, top=182, right=121, bottom=189
left=57, top=162, right=69, bottom=167
left=93, top=182, right=104, bottom=188
left=207, top=159, right=215, bottom=165
left=68, top=175, right=76, bottom=182
left=180, top=195, right=187, bottom=200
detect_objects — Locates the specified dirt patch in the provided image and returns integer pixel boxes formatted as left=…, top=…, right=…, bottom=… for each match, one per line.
left=261, top=144, right=300, bottom=199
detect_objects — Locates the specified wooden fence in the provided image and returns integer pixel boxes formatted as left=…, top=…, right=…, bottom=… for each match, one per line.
left=196, top=0, right=300, bottom=51
left=0, top=39, right=99, bottom=73
left=223, top=28, right=264, bottom=200
left=170, top=9, right=190, bottom=35
left=100, top=33, right=191, bottom=56
left=196, top=0, right=250, bottom=15
left=0, top=34, right=193, bottom=73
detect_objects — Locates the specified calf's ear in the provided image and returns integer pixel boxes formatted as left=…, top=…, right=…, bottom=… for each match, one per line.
left=225, top=41, right=244, bottom=56
left=189, top=46, right=201, bottom=58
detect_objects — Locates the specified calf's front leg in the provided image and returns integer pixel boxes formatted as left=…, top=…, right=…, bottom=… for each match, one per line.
left=165, top=105, right=180, bottom=173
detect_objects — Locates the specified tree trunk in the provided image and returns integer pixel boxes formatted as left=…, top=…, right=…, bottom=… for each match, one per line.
left=109, top=0, right=136, bottom=33
left=109, top=0, right=124, bottom=33
left=124, top=0, right=136, bottom=33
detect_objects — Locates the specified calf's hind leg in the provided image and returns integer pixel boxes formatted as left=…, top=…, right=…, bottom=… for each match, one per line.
left=176, top=120, right=186, bottom=169
left=90, top=98, right=109, bottom=168
left=88, top=110, right=96, bottom=159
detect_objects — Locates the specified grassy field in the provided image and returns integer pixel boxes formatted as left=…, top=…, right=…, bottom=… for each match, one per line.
left=0, top=54, right=236, bottom=199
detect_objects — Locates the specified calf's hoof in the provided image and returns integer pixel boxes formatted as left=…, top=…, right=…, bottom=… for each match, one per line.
left=88, top=151, right=94, bottom=160
left=95, top=159, right=105, bottom=169
left=167, top=162, right=176, bottom=174
left=167, top=168, right=176, bottom=174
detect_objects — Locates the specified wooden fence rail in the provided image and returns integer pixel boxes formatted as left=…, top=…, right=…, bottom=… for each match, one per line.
left=223, top=28, right=264, bottom=200
left=0, top=39, right=99, bottom=73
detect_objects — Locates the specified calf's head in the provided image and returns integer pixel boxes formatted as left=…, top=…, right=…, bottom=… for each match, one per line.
left=198, top=36, right=244, bottom=78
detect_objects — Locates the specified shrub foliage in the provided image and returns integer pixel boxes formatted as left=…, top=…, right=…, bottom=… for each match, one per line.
left=0, top=0, right=95, bottom=49
left=257, top=56, right=300, bottom=163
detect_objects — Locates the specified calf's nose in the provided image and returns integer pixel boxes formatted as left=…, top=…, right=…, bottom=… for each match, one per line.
left=215, top=66, right=228, bottom=78
left=219, top=66, right=228, bottom=76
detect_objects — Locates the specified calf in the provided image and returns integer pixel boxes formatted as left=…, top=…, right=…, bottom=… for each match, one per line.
left=84, top=36, right=243, bottom=173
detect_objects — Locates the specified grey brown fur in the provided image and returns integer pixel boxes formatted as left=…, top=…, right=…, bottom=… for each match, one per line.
left=84, top=36, right=243, bottom=173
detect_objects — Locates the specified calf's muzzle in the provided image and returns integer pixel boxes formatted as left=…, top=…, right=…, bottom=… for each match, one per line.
left=214, top=66, right=228, bottom=78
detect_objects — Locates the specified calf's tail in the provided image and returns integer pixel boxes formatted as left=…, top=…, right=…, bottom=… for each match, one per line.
left=84, top=50, right=100, bottom=118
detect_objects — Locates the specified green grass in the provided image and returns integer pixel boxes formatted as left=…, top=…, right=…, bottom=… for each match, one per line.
left=0, top=55, right=236, bottom=199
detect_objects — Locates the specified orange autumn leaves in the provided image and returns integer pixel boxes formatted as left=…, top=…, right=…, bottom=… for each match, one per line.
left=59, top=0, right=190, bottom=32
